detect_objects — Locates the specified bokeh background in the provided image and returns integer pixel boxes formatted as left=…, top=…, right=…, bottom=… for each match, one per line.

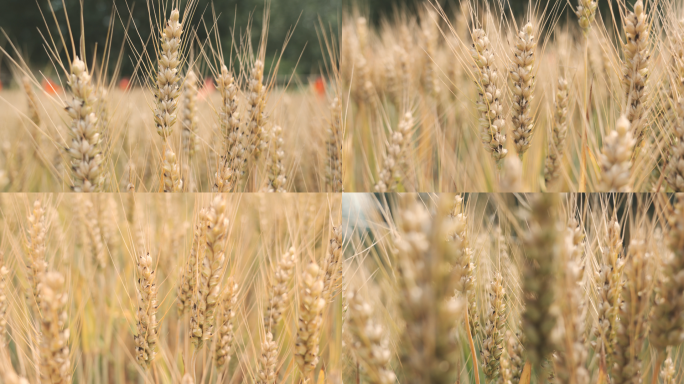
left=0, top=0, right=340, bottom=86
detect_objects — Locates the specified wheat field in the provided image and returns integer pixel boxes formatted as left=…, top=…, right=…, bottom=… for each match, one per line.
left=342, top=0, right=684, bottom=192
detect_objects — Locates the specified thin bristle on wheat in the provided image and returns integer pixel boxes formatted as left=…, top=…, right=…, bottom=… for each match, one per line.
left=471, top=28, right=507, bottom=161
left=622, top=0, right=650, bottom=148
left=66, top=57, right=105, bottom=192
left=39, top=271, right=71, bottom=384
left=214, top=277, right=238, bottom=371
left=134, top=252, right=158, bottom=370
left=264, top=247, right=296, bottom=332
left=509, top=23, right=537, bottom=156
left=544, top=76, right=569, bottom=186
left=347, top=290, right=396, bottom=384
left=599, top=115, right=635, bottom=191
left=294, top=263, right=325, bottom=380
left=375, top=111, right=413, bottom=192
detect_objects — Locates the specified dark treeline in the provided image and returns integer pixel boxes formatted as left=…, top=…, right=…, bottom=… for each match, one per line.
left=348, top=0, right=638, bottom=31
left=0, top=0, right=340, bottom=85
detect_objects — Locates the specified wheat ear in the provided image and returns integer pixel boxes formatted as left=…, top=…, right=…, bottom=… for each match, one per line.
left=26, top=200, right=47, bottom=310
left=449, top=195, right=479, bottom=335
left=263, top=125, right=286, bottom=192
left=375, top=111, right=413, bottom=192
left=0, top=253, right=8, bottom=345
left=509, top=23, right=537, bottom=155
left=264, top=247, right=296, bottom=333
left=214, top=277, right=238, bottom=371
left=621, top=0, right=650, bottom=148
left=66, top=57, right=105, bottom=192
left=38, top=271, right=71, bottom=384
left=256, top=331, right=278, bottom=384
left=521, top=195, right=559, bottom=374
left=347, top=290, right=396, bottom=384
left=133, top=252, right=158, bottom=370
left=22, top=76, right=41, bottom=128
left=599, top=115, right=635, bottom=191
left=322, top=226, right=343, bottom=301
left=178, top=217, right=206, bottom=316
left=246, top=60, right=268, bottom=160
left=294, top=263, right=325, bottom=381
left=214, top=65, right=241, bottom=192
left=575, top=0, right=598, bottom=34
left=155, top=9, right=183, bottom=192
left=612, top=238, right=651, bottom=384
left=190, top=196, right=229, bottom=348
left=471, top=28, right=507, bottom=161
left=326, top=97, right=344, bottom=192
left=544, top=76, right=569, bottom=186
left=481, top=272, right=507, bottom=382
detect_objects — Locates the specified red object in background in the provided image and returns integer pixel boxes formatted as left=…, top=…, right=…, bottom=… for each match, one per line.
left=0, top=79, right=3, bottom=91
left=313, top=77, right=325, bottom=97
left=198, top=77, right=215, bottom=101
left=119, top=77, right=130, bottom=90
left=42, top=78, right=62, bottom=95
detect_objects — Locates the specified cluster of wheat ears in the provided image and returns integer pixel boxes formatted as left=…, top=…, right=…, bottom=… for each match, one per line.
left=0, top=193, right=682, bottom=384
left=0, top=2, right=342, bottom=193
left=342, top=0, right=684, bottom=192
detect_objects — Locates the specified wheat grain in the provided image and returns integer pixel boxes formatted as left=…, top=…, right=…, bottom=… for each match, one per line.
left=509, top=23, right=537, bottom=156
left=660, top=351, right=675, bottom=384
left=66, top=57, right=105, bottom=192
left=471, top=28, right=507, bottom=161
left=575, top=0, right=598, bottom=34
left=38, top=271, right=71, bottom=384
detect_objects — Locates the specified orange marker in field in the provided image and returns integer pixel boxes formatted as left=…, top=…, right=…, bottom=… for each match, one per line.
left=42, top=78, right=61, bottom=94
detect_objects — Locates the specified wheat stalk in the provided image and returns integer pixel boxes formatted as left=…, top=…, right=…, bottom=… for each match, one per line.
left=509, top=23, right=537, bottom=156
left=38, top=271, right=71, bottom=384
left=66, top=57, right=105, bottom=192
